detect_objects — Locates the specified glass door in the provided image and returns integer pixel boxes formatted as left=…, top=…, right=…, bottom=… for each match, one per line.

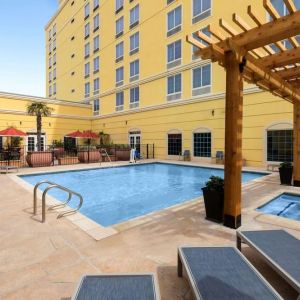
left=27, top=135, right=45, bottom=151
left=129, top=131, right=141, bottom=156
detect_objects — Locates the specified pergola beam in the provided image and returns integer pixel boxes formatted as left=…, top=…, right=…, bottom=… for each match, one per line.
left=284, top=0, right=297, bottom=13
left=277, top=66, right=300, bottom=79
left=259, top=47, right=300, bottom=69
left=226, top=10, right=300, bottom=51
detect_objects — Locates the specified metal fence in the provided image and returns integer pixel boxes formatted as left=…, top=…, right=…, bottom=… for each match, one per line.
left=0, top=144, right=155, bottom=168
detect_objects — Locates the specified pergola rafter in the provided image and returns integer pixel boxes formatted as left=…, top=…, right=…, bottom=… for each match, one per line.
left=186, top=0, right=300, bottom=229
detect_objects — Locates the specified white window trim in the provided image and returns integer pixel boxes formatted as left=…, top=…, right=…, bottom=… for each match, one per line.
left=167, top=5, right=182, bottom=35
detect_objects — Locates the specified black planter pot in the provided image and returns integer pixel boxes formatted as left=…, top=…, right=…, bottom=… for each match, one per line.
left=279, top=166, right=293, bottom=185
left=202, top=187, right=224, bottom=223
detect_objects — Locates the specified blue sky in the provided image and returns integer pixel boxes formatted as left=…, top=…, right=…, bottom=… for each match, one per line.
left=0, top=0, right=57, bottom=97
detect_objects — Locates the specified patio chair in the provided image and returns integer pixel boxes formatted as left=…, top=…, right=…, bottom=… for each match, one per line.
left=72, top=274, right=160, bottom=300
left=178, top=246, right=282, bottom=300
left=237, top=230, right=300, bottom=294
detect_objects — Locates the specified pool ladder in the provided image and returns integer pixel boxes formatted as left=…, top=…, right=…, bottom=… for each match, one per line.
left=33, top=180, right=83, bottom=223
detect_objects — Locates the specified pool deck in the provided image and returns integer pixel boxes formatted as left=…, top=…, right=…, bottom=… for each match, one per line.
left=0, top=160, right=300, bottom=299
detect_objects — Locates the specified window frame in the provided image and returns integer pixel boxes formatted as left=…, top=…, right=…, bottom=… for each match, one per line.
left=167, top=5, right=182, bottom=37
left=167, top=73, right=182, bottom=100
left=167, top=133, right=182, bottom=156
left=116, top=91, right=124, bottom=111
left=130, top=4, right=140, bottom=28
left=193, top=130, right=212, bottom=158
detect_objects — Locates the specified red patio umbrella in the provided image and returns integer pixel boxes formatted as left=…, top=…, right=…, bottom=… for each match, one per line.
left=64, top=130, right=84, bottom=138
left=81, top=130, right=99, bottom=139
left=0, top=127, right=27, bottom=137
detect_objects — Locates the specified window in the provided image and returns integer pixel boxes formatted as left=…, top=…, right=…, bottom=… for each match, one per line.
left=267, top=130, right=293, bottom=162
left=84, top=3, right=90, bottom=19
left=49, top=57, right=52, bottom=68
left=168, top=134, right=182, bottom=155
left=130, top=87, right=139, bottom=108
left=53, top=83, right=57, bottom=95
left=130, top=32, right=139, bottom=54
left=194, top=132, right=211, bottom=157
left=84, top=23, right=90, bottom=38
left=94, top=78, right=100, bottom=95
left=94, top=35, right=100, bottom=52
left=53, top=53, right=56, bottom=65
left=48, top=28, right=52, bottom=40
left=192, top=64, right=211, bottom=96
left=269, top=0, right=300, bottom=51
left=116, top=17, right=124, bottom=37
left=192, top=27, right=210, bottom=59
left=167, top=0, right=175, bottom=4
left=53, top=24, right=57, bottom=36
left=193, top=0, right=211, bottom=23
left=53, top=39, right=56, bottom=50
left=49, top=43, right=52, bottom=54
left=130, top=5, right=139, bottom=28
left=167, top=40, right=181, bottom=68
left=116, top=91, right=124, bottom=111
left=130, top=59, right=139, bottom=81
left=85, top=82, right=90, bottom=98
left=167, top=6, right=182, bottom=36
left=116, top=41, right=124, bottom=62
left=116, top=66, right=124, bottom=85
left=84, top=62, right=90, bottom=77
left=94, top=56, right=100, bottom=73
left=93, top=99, right=100, bottom=115
left=93, top=14, right=100, bottom=31
left=116, top=0, right=124, bottom=13
left=49, top=85, right=52, bottom=96
left=93, top=0, right=99, bottom=10
left=84, top=42, right=90, bottom=58
left=167, top=73, right=181, bottom=100
left=49, top=71, right=52, bottom=82
left=53, top=68, right=56, bottom=79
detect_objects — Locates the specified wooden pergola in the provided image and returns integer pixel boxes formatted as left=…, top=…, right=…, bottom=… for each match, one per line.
left=187, top=0, right=300, bottom=229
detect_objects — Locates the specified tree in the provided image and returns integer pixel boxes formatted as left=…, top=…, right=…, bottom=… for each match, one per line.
left=27, top=102, right=53, bottom=151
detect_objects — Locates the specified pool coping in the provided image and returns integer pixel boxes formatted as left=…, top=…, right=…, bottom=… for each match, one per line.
left=8, top=160, right=276, bottom=241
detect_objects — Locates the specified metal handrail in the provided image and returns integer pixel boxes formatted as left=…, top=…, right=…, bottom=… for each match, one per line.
left=100, top=148, right=112, bottom=164
left=33, top=181, right=83, bottom=222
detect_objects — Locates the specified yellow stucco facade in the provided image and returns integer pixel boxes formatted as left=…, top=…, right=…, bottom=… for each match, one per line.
left=0, top=0, right=294, bottom=167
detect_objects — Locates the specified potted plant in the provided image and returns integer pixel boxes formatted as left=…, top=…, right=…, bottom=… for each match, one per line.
left=202, top=176, right=224, bottom=223
left=115, top=144, right=131, bottom=161
left=279, top=162, right=293, bottom=185
left=26, top=102, right=53, bottom=167
left=78, top=144, right=101, bottom=163
left=52, top=140, right=65, bottom=159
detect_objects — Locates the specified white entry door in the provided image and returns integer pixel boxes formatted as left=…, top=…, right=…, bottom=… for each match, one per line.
left=129, top=131, right=141, bottom=154
left=27, top=135, right=45, bottom=151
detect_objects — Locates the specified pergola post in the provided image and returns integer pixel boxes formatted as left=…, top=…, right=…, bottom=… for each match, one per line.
left=223, top=51, right=243, bottom=229
left=293, top=102, right=300, bottom=186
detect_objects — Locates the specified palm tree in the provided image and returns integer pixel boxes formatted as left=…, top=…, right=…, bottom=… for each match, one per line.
left=27, top=102, right=53, bottom=151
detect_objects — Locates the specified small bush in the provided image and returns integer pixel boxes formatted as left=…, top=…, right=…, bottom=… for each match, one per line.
left=205, top=176, right=224, bottom=192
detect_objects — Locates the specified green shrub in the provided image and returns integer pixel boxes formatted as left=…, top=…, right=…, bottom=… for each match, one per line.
left=205, top=176, right=224, bottom=192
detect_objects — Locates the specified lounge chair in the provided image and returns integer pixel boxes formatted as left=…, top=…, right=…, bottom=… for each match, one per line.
left=72, top=274, right=160, bottom=300
left=237, top=230, right=300, bottom=294
left=178, top=246, right=282, bottom=299
left=0, top=165, right=19, bottom=174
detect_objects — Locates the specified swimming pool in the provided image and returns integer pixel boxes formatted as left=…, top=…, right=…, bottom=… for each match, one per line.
left=257, top=193, right=300, bottom=221
left=20, top=163, right=267, bottom=227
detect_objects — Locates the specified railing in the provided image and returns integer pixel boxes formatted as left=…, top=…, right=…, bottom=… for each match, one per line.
left=33, top=180, right=83, bottom=222
left=0, top=143, right=155, bottom=168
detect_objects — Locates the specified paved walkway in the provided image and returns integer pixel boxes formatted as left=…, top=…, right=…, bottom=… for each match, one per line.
left=0, top=162, right=299, bottom=299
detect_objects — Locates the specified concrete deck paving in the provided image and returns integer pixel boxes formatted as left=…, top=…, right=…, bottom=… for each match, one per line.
left=0, top=161, right=299, bottom=299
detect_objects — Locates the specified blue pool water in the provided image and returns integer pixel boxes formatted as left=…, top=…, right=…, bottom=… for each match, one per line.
left=20, top=163, right=266, bottom=226
left=257, top=193, right=300, bottom=221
